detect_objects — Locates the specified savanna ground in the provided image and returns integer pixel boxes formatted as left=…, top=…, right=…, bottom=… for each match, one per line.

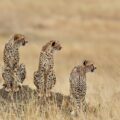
left=0, top=0, right=120, bottom=120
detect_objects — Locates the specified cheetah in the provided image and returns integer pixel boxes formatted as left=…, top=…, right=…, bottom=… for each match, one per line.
left=2, top=34, right=28, bottom=91
left=34, top=40, right=62, bottom=97
left=69, top=60, right=96, bottom=115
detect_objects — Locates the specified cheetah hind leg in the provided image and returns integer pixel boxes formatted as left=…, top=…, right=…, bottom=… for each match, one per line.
left=82, top=97, right=87, bottom=113
left=16, top=63, right=26, bottom=85
left=4, top=82, right=13, bottom=92
left=17, top=82, right=23, bottom=90
left=2, top=70, right=13, bottom=92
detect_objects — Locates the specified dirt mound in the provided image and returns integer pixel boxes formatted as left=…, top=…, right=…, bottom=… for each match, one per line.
left=0, top=85, right=71, bottom=108
left=0, top=85, right=36, bottom=103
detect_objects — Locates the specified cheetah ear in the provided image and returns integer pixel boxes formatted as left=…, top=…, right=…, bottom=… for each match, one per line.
left=83, top=60, right=88, bottom=66
left=51, top=41, right=56, bottom=46
left=14, top=34, right=19, bottom=41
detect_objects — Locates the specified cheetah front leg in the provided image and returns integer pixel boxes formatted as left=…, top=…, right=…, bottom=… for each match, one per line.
left=46, top=70, right=56, bottom=98
left=34, top=70, right=45, bottom=97
left=15, top=63, right=26, bottom=89
left=81, top=97, right=87, bottom=113
left=72, top=97, right=87, bottom=118
left=71, top=97, right=81, bottom=116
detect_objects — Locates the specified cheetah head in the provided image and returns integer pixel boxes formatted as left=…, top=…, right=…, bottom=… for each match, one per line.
left=51, top=40, right=62, bottom=51
left=83, top=60, right=97, bottom=72
left=42, top=40, right=62, bottom=52
left=14, top=34, right=28, bottom=46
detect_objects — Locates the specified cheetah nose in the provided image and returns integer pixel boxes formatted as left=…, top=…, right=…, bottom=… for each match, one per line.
left=22, top=41, right=27, bottom=46
left=94, top=67, right=97, bottom=70
left=59, top=46, right=62, bottom=50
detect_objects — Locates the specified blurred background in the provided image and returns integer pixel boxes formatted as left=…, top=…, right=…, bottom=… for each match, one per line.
left=0, top=0, right=120, bottom=108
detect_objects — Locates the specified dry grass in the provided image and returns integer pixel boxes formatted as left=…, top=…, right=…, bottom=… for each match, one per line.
left=0, top=0, right=120, bottom=119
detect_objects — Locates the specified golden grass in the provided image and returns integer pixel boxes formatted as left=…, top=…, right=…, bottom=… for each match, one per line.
left=0, top=0, right=120, bottom=119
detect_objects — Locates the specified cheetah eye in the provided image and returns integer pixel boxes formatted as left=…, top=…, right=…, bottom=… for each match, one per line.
left=52, top=42, right=56, bottom=46
left=14, top=36, right=19, bottom=41
left=83, top=60, right=87, bottom=66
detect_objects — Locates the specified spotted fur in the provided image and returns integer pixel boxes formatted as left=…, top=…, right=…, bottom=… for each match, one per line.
left=2, top=34, right=28, bottom=91
left=34, top=40, right=62, bottom=97
left=69, top=60, right=96, bottom=114
left=2, top=67, right=14, bottom=91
